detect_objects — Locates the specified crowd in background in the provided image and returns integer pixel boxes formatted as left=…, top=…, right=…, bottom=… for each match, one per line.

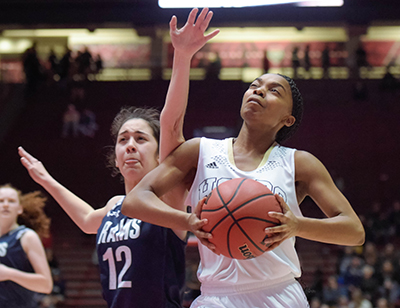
left=306, top=199, right=400, bottom=308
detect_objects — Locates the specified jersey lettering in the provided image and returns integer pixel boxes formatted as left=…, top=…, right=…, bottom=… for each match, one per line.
left=197, top=177, right=288, bottom=203
left=98, top=218, right=141, bottom=244
left=0, top=242, right=8, bottom=257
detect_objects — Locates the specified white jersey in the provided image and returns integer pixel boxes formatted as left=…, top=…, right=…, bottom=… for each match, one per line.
left=186, top=137, right=303, bottom=293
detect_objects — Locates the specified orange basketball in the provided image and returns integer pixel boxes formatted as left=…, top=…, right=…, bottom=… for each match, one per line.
left=200, top=178, right=282, bottom=260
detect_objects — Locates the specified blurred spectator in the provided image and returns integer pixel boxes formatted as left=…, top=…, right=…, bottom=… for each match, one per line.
left=380, top=243, right=398, bottom=266
left=291, top=46, right=300, bottom=79
left=61, top=104, right=80, bottom=138
left=303, top=44, right=312, bottom=78
left=79, top=108, right=99, bottom=138
left=59, top=48, right=72, bottom=80
left=375, top=297, right=390, bottom=308
left=356, top=43, right=370, bottom=78
left=323, top=275, right=347, bottom=306
left=58, top=48, right=72, bottom=94
left=47, top=49, right=59, bottom=80
left=309, top=297, right=322, bottom=308
left=362, top=242, right=379, bottom=269
left=77, top=47, right=93, bottom=80
left=343, top=256, right=365, bottom=289
left=22, top=42, right=43, bottom=93
left=263, top=49, right=270, bottom=74
left=377, top=260, right=400, bottom=303
left=321, top=44, right=331, bottom=79
left=205, top=51, right=221, bottom=80
left=360, top=265, right=380, bottom=303
left=337, top=294, right=350, bottom=308
left=348, top=287, right=373, bottom=308
left=338, top=246, right=357, bottom=277
left=94, top=54, right=103, bottom=75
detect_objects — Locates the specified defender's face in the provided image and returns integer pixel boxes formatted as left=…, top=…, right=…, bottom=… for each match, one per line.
left=114, top=118, right=159, bottom=182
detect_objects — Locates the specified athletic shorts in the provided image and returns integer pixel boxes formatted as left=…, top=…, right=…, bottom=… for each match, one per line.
left=190, top=279, right=310, bottom=308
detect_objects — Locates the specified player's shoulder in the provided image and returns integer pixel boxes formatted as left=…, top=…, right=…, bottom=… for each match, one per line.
left=19, top=228, right=37, bottom=239
left=172, top=137, right=201, bottom=155
left=20, top=228, right=42, bottom=247
left=104, top=195, right=125, bottom=211
left=294, top=150, right=327, bottom=180
left=294, top=150, right=318, bottom=164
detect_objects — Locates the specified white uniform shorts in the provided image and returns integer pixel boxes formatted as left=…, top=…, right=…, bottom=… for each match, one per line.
left=190, top=279, right=310, bottom=308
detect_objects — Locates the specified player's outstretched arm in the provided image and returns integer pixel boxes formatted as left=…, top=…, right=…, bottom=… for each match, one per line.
left=18, top=146, right=109, bottom=234
left=264, top=150, right=365, bottom=248
left=0, top=230, right=53, bottom=294
left=159, top=7, right=219, bottom=161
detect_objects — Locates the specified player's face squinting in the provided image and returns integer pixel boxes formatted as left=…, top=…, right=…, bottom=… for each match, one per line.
left=241, top=74, right=294, bottom=132
left=114, top=118, right=159, bottom=182
left=0, top=187, right=22, bottom=222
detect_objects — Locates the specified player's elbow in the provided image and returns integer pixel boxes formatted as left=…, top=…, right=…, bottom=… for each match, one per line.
left=355, top=225, right=366, bottom=246
left=351, top=222, right=365, bottom=246
left=42, top=279, right=53, bottom=294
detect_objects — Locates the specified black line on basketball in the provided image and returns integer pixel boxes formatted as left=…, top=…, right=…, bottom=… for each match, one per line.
left=216, top=178, right=246, bottom=208
left=227, top=216, right=275, bottom=257
left=208, top=194, right=274, bottom=233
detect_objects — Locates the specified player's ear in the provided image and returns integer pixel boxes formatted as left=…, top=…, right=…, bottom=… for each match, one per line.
left=284, top=115, right=295, bottom=128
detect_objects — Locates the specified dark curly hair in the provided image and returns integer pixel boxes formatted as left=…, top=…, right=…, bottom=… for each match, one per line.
left=276, top=74, right=304, bottom=143
left=0, top=184, right=51, bottom=239
left=106, top=106, right=160, bottom=178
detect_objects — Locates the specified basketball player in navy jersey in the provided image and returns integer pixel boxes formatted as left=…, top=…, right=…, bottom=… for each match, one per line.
left=19, top=8, right=219, bottom=308
left=121, top=11, right=365, bottom=308
left=0, top=184, right=53, bottom=308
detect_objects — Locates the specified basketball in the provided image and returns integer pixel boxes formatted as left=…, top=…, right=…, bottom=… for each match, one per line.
left=200, top=178, right=282, bottom=260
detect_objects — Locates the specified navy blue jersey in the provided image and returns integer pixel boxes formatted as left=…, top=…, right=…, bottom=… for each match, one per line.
left=96, top=197, right=186, bottom=308
left=0, top=226, right=38, bottom=308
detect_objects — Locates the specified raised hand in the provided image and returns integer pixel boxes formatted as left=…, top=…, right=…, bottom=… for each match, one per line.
left=170, top=7, right=220, bottom=58
left=18, top=146, right=54, bottom=186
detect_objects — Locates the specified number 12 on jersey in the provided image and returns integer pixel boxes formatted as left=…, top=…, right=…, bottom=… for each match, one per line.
left=103, top=246, right=132, bottom=290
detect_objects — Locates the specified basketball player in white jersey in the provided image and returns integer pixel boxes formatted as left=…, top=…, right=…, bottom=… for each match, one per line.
left=121, top=10, right=365, bottom=308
